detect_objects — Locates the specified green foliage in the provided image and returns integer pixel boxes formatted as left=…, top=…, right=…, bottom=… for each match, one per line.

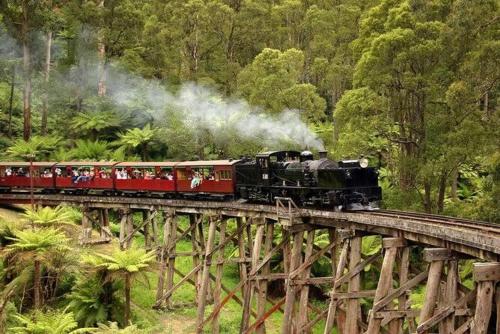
left=8, top=308, right=92, bottom=334
left=69, top=140, right=112, bottom=161
left=71, top=112, right=122, bottom=141
left=67, top=275, right=124, bottom=328
left=84, top=247, right=156, bottom=276
left=114, top=124, right=157, bottom=161
left=238, top=48, right=327, bottom=122
left=22, top=206, right=76, bottom=227
left=5, top=228, right=70, bottom=259
left=6, top=136, right=62, bottom=161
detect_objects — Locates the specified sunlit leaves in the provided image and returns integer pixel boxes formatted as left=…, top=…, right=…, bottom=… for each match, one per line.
left=6, top=136, right=62, bottom=161
left=22, top=206, right=76, bottom=227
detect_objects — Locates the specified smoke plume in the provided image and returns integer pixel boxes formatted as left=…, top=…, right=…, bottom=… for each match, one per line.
left=109, top=68, right=324, bottom=150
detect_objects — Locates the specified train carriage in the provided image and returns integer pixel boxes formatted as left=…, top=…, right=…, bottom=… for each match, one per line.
left=54, top=162, right=117, bottom=193
left=114, top=162, right=177, bottom=194
left=0, top=162, right=56, bottom=191
left=175, top=160, right=240, bottom=198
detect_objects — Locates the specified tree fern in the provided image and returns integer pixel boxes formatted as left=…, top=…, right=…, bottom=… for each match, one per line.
left=9, top=308, right=93, bottom=334
left=22, top=206, right=75, bottom=227
left=82, top=247, right=155, bottom=325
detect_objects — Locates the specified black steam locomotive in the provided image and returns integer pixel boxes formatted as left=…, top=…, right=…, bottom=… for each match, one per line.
left=235, top=150, right=381, bottom=210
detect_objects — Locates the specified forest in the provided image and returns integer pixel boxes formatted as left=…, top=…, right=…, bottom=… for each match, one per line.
left=0, top=0, right=498, bottom=333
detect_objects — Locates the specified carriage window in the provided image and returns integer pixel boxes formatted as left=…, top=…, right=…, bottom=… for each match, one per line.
left=10, top=167, right=28, bottom=176
left=159, top=167, right=174, bottom=180
left=191, top=167, right=215, bottom=180
left=97, top=168, right=111, bottom=179
left=41, top=168, right=53, bottom=178
left=217, top=170, right=232, bottom=180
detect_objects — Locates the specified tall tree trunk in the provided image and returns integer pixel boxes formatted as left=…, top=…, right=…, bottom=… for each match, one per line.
left=124, top=273, right=131, bottom=326
left=97, top=0, right=107, bottom=97
left=22, top=3, right=32, bottom=141
left=423, top=179, right=432, bottom=213
left=450, top=168, right=458, bottom=201
left=41, top=30, right=52, bottom=135
left=437, top=171, right=447, bottom=214
left=33, top=259, right=41, bottom=309
left=8, top=65, right=15, bottom=138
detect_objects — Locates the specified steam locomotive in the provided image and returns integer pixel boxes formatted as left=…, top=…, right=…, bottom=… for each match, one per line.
left=236, top=150, right=381, bottom=210
left=0, top=150, right=381, bottom=210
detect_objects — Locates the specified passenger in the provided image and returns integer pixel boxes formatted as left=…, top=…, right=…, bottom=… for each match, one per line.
left=18, top=168, right=25, bottom=176
left=121, top=169, right=128, bottom=180
left=43, top=169, right=52, bottom=178
left=132, top=169, right=140, bottom=179
left=99, top=169, right=108, bottom=179
left=89, top=170, right=95, bottom=179
left=167, top=172, right=174, bottom=181
left=72, top=170, right=79, bottom=183
left=55, top=168, right=62, bottom=177
left=190, top=172, right=201, bottom=189
left=208, top=172, right=215, bottom=181
left=144, top=171, right=154, bottom=180
left=5, top=168, right=12, bottom=176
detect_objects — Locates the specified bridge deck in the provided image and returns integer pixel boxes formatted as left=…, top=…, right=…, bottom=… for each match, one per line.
left=0, top=193, right=498, bottom=260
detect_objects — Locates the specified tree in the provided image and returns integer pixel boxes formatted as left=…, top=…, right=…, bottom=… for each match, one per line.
left=335, top=0, right=498, bottom=213
left=82, top=247, right=155, bottom=326
left=0, top=0, right=49, bottom=140
left=237, top=48, right=326, bottom=121
left=69, top=140, right=112, bottom=161
left=70, top=111, right=121, bottom=141
left=22, top=206, right=75, bottom=227
left=4, top=228, right=69, bottom=309
left=115, top=124, right=157, bottom=161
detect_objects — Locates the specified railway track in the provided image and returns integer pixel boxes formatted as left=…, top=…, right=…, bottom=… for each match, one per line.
left=368, top=209, right=500, bottom=235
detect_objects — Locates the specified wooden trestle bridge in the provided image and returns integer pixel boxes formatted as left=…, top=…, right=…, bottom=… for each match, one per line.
left=0, top=193, right=499, bottom=334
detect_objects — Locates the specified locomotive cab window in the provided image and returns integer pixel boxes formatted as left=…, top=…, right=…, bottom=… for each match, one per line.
left=258, top=158, right=268, bottom=168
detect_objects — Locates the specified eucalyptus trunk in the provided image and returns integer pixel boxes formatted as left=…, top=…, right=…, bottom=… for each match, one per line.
left=97, top=0, right=107, bottom=97
left=22, top=9, right=32, bottom=141
left=41, top=30, right=52, bottom=135
left=437, top=172, right=447, bottom=214
left=8, top=65, right=15, bottom=138
left=423, top=180, right=432, bottom=213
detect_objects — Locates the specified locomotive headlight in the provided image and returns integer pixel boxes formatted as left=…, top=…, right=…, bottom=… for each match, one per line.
left=359, top=158, right=369, bottom=168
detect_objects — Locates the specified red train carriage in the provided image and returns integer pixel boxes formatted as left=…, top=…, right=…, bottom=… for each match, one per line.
left=175, top=160, right=240, bottom=198
left=0, top=162, right=56, bottom=191
left=114, top=162, right=177, bottom=194
left=54, top=162, right=117, bottom=193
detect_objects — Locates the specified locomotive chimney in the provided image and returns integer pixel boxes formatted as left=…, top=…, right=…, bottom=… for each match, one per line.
left=319, top=150, right=328, bottom=159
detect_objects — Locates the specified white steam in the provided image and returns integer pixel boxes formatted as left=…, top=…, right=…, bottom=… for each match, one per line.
left=110, top=69, right=324, bottom=150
